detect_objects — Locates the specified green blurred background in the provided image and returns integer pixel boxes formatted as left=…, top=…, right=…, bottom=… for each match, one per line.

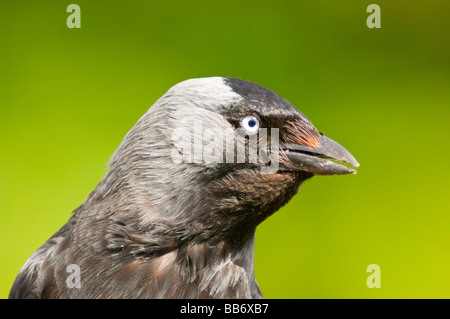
left=1, top=0, right=449, bottom=298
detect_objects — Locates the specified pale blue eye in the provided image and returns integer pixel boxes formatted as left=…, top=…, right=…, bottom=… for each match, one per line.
left=241, top=115, right=260, bottom=134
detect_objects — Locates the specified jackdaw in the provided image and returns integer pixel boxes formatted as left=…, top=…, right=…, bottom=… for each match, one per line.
left=9, top=77, right=359, bottom=299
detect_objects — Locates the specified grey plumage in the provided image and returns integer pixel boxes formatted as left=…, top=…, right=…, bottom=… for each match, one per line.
left=9, top=77, right=358, bottom=299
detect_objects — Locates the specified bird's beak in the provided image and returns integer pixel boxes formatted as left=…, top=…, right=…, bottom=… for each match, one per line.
left=284, top=134, right=360, bottom=175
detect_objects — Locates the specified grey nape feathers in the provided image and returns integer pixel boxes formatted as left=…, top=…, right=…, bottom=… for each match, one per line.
left=9, top=77, right=358, bottom=299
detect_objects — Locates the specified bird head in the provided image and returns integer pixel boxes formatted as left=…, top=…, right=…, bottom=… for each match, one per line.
left=100, top=77, right=359, bottom=247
